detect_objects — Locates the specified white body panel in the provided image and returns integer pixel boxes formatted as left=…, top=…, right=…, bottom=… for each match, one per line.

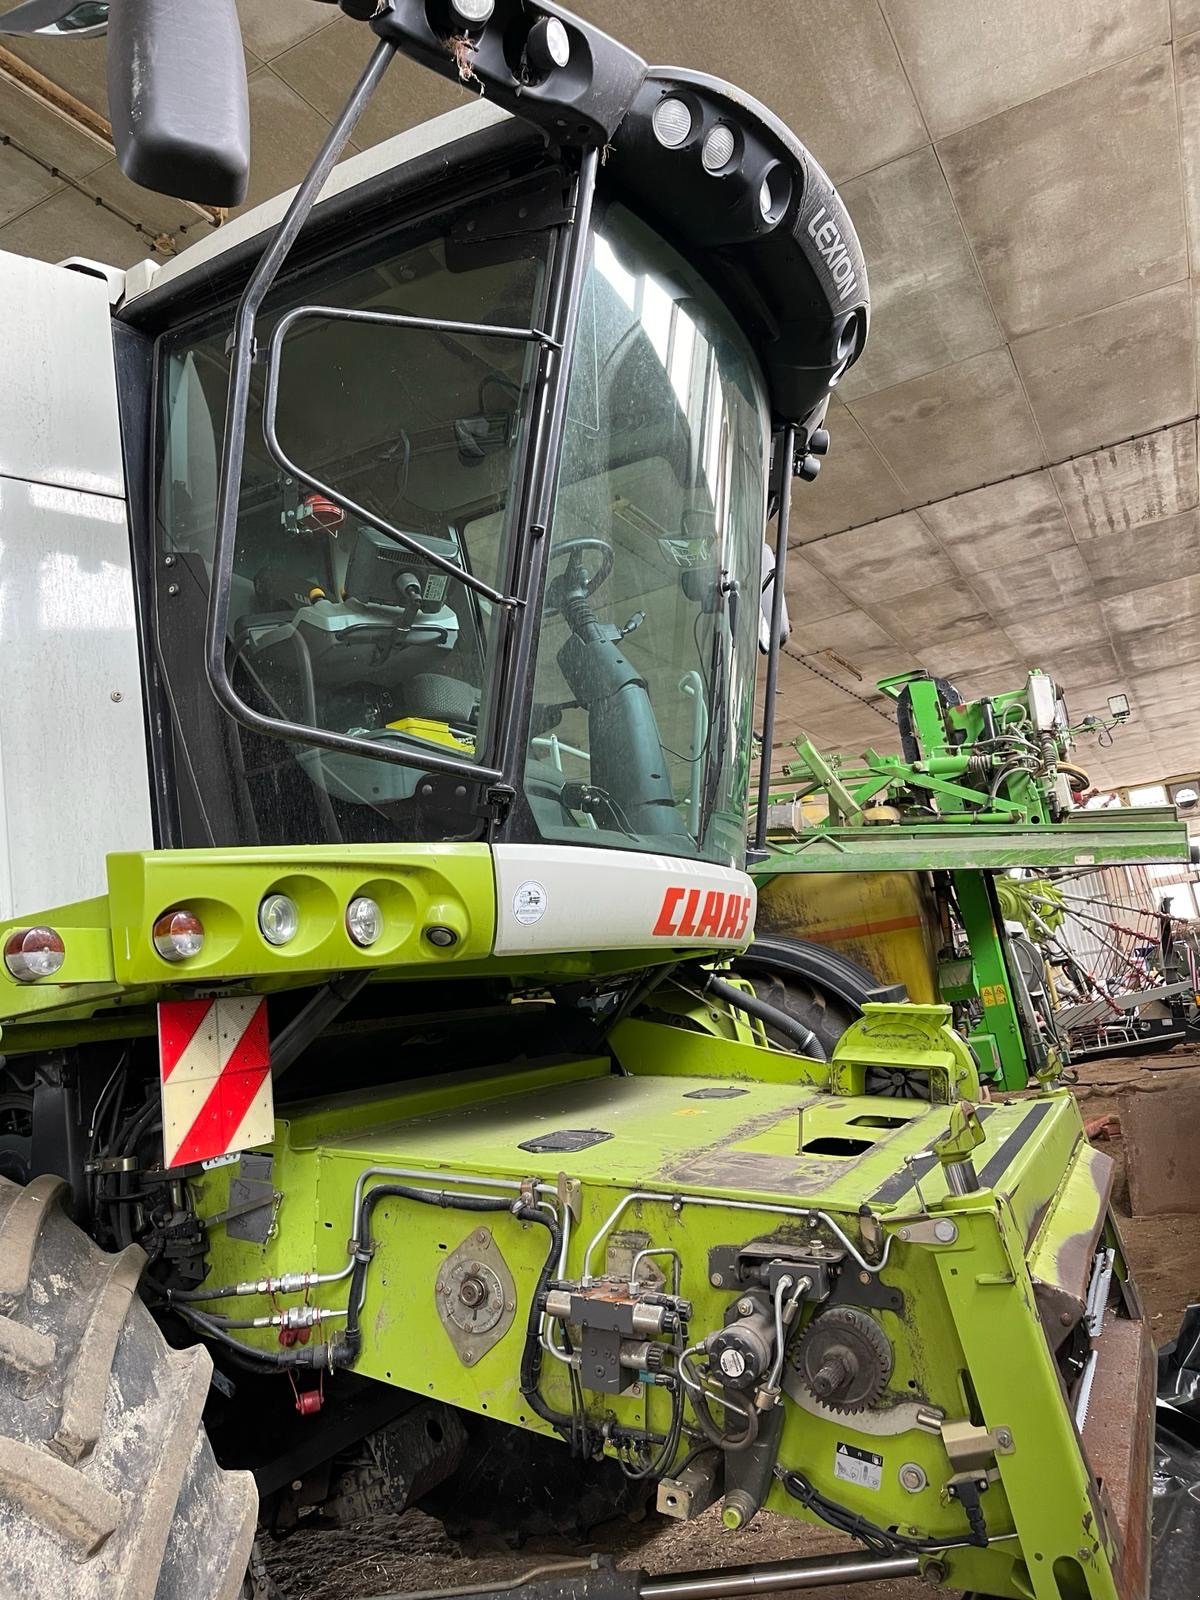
left=0, top=251, right=152, bottom=919
left=492, top=843, right=755, bottom=956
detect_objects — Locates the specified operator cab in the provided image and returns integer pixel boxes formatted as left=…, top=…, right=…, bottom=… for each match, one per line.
left=158, top=199, right=765, bottom=865
left=146, top=36, right=868, bottom=878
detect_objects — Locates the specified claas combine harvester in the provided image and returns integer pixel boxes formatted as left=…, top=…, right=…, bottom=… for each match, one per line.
left=0, top=3, right=1160, bottom=1598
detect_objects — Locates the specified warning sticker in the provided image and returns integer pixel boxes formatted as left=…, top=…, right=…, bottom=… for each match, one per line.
left=512, top=880, right=549, bottom=925
left=834, top=1441, right=883, bottom=1491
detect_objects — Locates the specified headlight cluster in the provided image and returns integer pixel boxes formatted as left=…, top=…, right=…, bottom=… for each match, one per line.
left=650, top=94, right=792, bottom=224
left=3, top=886, right=460, bottom=983
left=149, top=890, right=388, bottom=964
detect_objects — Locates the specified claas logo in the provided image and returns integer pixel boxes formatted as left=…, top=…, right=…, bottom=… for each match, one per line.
left=652, top=887, right=752, bottom=940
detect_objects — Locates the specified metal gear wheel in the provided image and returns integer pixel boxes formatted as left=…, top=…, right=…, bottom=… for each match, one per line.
left=792, top=1306, right=893, bottom=1413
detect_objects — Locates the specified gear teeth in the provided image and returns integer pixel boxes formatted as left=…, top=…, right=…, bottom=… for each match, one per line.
left=793, top=1305, right=893, bottom=1412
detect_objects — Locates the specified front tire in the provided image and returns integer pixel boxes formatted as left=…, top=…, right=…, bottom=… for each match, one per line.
left=0, top=1173, right=256, bottom=1598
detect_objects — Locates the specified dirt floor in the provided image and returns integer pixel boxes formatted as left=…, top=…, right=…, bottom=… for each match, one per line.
left=263, top=1050, right=1200, bottom=1600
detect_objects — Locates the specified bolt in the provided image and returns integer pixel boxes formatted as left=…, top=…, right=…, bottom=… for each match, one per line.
left=996, top=1428, right=1013, bottom=1450
left=505, top=1300, right=515, bottom=1313
left=859, top=1270, right=870, bottom=1286
left=163, top=554, right=176, bottom=567
left=899, top=1463, right=927, bottom=1493
left=899, top=1228, right=910, bottom=1241
left=166, top=583, right=180, bottom=596
left=1060, top=1310, right=1072, bottom=1325
left=1077, top=1547, right=1091, bottom=1562
left=736, top=1297, right=755, bottom=1316
left=710, top=1273, right=723, bottom=1287
left=933, top=1219, right=957, bottom=1244
left=463, top=1350, right=474, bottom=1364
left=291, top=1478, right=303, bottom=1491
left=110, top=690, right=123, bottom=702
left=921, top=1559, right=947, bottom=1585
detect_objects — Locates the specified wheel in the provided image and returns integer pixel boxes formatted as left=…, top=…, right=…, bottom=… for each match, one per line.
left=0, top=1172, right=256, bottom=1598
left=731, top=936, right=891, bottom=1057
left=0, top=1095, right=32, bottom=1185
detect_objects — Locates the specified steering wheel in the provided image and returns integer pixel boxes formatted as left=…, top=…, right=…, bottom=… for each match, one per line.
left=542, top=537, right=615, bottom=618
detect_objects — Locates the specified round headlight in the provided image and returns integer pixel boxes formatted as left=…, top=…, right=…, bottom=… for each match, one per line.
left=451, top=0, right=493, bottom=22
left=758, top=163, right=792, bottom=223
left=259, top=893, right=300, bottom=947
left=652, top=97, right=693, bottom=149
left=526, top=15, right=570, bottom=70
left=346, top=896, right=383, bottom=949
left=701, top=124, right=736, bottom=173
left=152, top=909, right=204, bottom=963
left=3, top=927, right=65, bottom=982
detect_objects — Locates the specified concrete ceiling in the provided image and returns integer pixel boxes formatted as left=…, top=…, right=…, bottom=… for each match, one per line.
left=1, top=0, right=1199, bottom=790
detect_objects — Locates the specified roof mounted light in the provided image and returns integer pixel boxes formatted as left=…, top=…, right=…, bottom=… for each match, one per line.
left=3, top=927, right=65, bottom=982
left=652, top=97, right=693, bottom=149
left=701, top=124, right=736, bottom=173
left=758, top=162, right=792, bottom=223
left=152, top=908, right=205, bottom=962
left=526, top=15, right=570, bottom=73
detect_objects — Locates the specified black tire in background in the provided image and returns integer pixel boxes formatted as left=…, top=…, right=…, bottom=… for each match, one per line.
left=0, top=1172, right=257, bottom=1598
left=731, top=935, right=902, bottom=1057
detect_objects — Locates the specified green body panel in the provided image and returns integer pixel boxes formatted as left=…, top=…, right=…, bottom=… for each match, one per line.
left=191, top=1017, right=1138, bottom=1600
left=952, top=871, right=1033, bottom=1092
left=0, top=844, right=724, bottom=1049
left=751, top=808, right=1188, bottom=873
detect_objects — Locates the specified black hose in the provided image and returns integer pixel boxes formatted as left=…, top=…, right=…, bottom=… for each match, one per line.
left=703, top=973, right=826, bottom=1060
left=513, top=1201, right=577, bottom=1443
left=341, top=1182, right=515, bottom=1367
left=177, top=1305, right=331, bottom=1370
left=680, top=1351, right=759, bottom=1453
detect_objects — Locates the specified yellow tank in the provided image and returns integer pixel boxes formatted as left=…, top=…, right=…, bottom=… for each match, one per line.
left=755, top=870, right=941, bottom=1003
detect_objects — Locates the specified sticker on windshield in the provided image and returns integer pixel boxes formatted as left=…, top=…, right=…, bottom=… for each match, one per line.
left=512, top=880, right=548, bottom=925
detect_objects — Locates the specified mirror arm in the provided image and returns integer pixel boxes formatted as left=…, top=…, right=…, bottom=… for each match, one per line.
left=202, top=38, right=506, bottom=786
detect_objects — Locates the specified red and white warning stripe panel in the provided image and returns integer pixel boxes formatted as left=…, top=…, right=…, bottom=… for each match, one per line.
left=158, top=996, right=274, bottom=1170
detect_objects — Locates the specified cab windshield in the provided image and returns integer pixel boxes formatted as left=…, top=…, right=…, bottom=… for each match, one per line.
left=154, top=195, right=768, bottom=865
left=520, top=205, right=768, bottom=866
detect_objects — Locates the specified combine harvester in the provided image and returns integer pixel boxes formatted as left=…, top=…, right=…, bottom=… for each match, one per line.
left=0, top=3, right=1170, bottom=1597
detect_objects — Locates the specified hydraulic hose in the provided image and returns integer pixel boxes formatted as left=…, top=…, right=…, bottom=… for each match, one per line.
left=341, top=1181, right=515, bottom=1366
left=703, top=973, right=826, bottom=1060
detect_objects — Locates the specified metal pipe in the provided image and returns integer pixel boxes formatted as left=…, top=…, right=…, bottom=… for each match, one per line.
left=582, top=1192, right=891, bottom=1283
left=754, top=425, right=795, bottom=852
left=641, top=1552, right=921, bottom=1598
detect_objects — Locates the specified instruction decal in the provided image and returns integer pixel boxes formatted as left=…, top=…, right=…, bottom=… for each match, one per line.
left=512, top=880, right=548, bottom=925
left=834, top=1441, right=883, bottom=1491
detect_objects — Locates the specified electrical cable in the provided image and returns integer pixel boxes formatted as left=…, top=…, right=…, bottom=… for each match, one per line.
left=779, top=1468, right=988, bottom=1553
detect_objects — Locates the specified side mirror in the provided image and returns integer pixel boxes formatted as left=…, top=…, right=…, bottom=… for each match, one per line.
left=107, top=0, right=249, bottom=205
left=0, top=0, right=250, bottom=207
left=0, top=1, right=108, bottom=38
